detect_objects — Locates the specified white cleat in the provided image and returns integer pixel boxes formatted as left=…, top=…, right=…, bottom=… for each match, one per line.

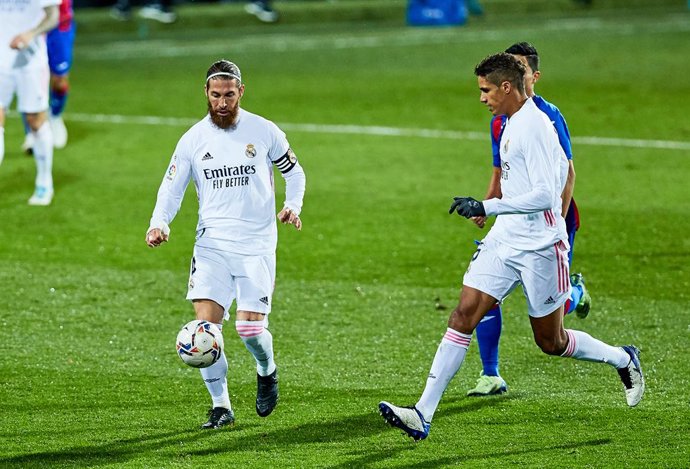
left=378, top=401, right=430, bottom=441
left=617, top=345, right=645, bottom=407
left=49, top=115, right=68, bottom=149
left=28, top=186, right=54, bottom=206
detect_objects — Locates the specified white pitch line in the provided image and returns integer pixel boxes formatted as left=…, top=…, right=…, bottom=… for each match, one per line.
left=76, top=16, right=690, bottom=60
left=66, top=112, right=690, bottom=151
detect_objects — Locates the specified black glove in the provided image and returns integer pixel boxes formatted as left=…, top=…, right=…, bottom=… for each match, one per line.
left=449, top=197, right=486, bottom=218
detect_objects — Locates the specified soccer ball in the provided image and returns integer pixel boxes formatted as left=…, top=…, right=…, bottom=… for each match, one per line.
left=176, top=320, right=223, bottom=368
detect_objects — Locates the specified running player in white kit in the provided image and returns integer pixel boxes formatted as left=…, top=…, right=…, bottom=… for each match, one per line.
left=0, top=0, right=59, bottom=205
left=146, top=60, right=306, bottom=429
left=378, top=53, right=644, bottom=441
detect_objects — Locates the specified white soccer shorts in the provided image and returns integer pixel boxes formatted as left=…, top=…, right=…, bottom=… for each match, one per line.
left=186, top=245, right=276, bottom=318
left=0, top=64, right=50, bottom=113
left=463, top=237, right=572, bottom=318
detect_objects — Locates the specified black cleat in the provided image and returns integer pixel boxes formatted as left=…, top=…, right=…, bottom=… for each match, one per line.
left=201, top=407, right=235, bottom=429
left=256, top=369, right=279, bottom=417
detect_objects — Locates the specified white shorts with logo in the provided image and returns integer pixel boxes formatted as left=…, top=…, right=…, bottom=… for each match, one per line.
left=0, top=64, right=50, bottom=113
left=186, top=245, right=276, bottom=320
left=463, top=237, right=572, bottom=318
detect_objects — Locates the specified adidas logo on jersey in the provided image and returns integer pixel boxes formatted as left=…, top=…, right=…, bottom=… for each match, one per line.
left=259, top=296, right=269, bottom=306
left=202, top=152, right=213, bottom=161
left=544, top=296, right=555, bottom=305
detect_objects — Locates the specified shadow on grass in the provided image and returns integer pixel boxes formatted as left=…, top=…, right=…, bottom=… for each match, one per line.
left=0, top=429, right=201, bottom=467
left=0, top=397, right=581, bottom=467
left=0, top=411, right=387, bottom=466
left=326, top=438, right=612, bottom=469
left=187, top=410, right=389, bottom=457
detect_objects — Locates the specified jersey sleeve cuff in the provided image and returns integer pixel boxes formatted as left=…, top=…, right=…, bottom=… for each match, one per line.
left=282, top=204, right=301, bottom=216
left=147, top=221, right=170, bottom=236
left=482, top=198, right=500, bottom=216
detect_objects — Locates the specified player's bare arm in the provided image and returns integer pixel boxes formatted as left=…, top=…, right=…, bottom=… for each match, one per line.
left=10, top=5, right=59, bottom=50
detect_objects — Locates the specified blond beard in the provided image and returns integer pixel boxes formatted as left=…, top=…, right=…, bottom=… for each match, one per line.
left=208, top=101, right=239, bottom=129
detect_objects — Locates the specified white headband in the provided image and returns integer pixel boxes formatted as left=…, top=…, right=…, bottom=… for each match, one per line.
left=206, top=72, right=241, bottom=83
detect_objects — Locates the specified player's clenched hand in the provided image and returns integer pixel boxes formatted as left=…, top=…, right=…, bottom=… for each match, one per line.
left=278, top=208, right=302, bottom=231
left=449, top=196, right=486, bottom=218
left=146, top=228, right=169, bottom=248
left=10, top=32, right=33, bottom=50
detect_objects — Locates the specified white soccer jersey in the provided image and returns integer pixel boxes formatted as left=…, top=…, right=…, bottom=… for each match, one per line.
left=0, top=0, right=60, bottom=72
left=482, top=98, right=569, bottom=251
left=149, top=108, right=306, bottom=256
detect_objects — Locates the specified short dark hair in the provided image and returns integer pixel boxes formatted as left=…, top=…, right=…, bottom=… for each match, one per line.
left=474, top=53, right=526, bottom=94
left=505, top=42, right=540, bottom=72
left=205, top=59, right=242, bottom=87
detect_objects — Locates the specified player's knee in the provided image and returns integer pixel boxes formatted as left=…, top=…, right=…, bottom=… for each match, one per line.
left=51, top=75, right=69, bottom=93
left=26, top=113, right=47, bottom=131
left=448, top=306, right=475, bottom=335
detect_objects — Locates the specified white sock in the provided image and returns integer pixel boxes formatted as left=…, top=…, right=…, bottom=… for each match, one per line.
left=415, top=328, right=472, bottom=423
left=32, top=122, right=54, bottom=190
left=236, top=320, right=276, bottom=376
left=198, top=321, right=230, bottom=409
left=200, top=351, right=231, bottom=409
left=561, top=329, right=629, bottom=368
left=0, top=127, right=5, bottom=165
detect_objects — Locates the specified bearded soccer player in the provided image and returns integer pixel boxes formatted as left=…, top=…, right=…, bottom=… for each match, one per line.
left=466, top=42, right=592, bottom=397
left=0, top=0, right=59, bottom=205
left=146, top=60, right=306, bottom=429
left=378, top=53, right=644, bottom=441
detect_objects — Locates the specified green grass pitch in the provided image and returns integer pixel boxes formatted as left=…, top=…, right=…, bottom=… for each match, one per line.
left=1, top=0, right=689, bottom=467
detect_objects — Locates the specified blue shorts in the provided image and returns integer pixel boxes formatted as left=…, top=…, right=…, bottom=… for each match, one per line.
left=47, top=23, right=76, bottom=77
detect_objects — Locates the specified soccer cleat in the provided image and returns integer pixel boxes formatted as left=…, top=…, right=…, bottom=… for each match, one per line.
left=378, top=401, right=430, bottom=441
left=256, top=369, right=278, bottom=417
left=570, top=273, right=591, bottom=319
left=617, top=345, right=645, bottom=407
left=21, top=133, right=35, bottom=155
left=245, top=1, right=279, bottom=23
left=28, top=187, right=53, bottom=206
left=467, top=372, right=508, bottom=397
left=49, top=115, right=68, bottom=149
left=138, top=4, right=177, bottom=23
left=201, top=407, right=235, bottom=429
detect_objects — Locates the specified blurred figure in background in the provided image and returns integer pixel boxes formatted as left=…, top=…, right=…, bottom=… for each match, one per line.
left=23, top=0, right=75, bottom=153
left=245, top=1, right=278, bottom=23
left=111, top=0, right=177, bottom=24
left=467, top=0, right=484, bottom=16
left=0, top=0, right=59, bottom=205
